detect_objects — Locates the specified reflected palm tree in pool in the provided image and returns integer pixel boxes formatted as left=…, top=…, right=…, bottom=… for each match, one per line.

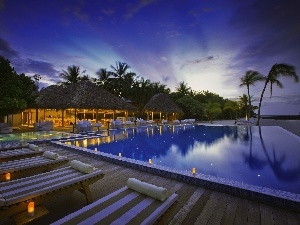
left=258, top=126, right=300, bottom=181
left=242, top=126, right=267, bottom=170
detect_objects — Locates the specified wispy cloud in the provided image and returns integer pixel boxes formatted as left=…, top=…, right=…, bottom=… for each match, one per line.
left=185, top=55, right=219, bottom=64
left=0, top=37, right=19, bottom=58
left=161, top=56, right=168, bottom=61
left=125, top=0, right=156, bottom=18
left=0, top=37, right=58, bottom=80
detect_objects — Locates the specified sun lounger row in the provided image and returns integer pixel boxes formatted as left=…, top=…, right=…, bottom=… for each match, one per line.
left=0, top=154, right=69, bottom=181
left=0, top=141, right=28, bottom=151
left=0, top=146, right=45, bottom=162
left=0, top=164, right=105, bottom=218
left=0, top=142, right=177, bottom=224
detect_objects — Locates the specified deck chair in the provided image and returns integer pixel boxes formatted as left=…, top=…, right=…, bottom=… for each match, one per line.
left=0, top=143, right=29, bottom=151
left=51, top=179, right=178, bottom=225
left=0, top=147, right=45, bottom=162
left=0, top=165, right=104, bottom=218
left=0, top=155, right=69, bottom=181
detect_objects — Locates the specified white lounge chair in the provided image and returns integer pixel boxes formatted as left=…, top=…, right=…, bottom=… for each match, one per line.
left=34, top=121, right=54, bottom=131
left=0, top=155, right=69, bottom=181
left=236, top=117, right=256, bottom=125
left=76, top=120, right=93, bottom=132
left=92, top=122, right=102, bottom=131
left=0, top=165, right=105, bottom=218
left=161, top=119, right=168, bottom=125
left=114, top=119, right=123, bottom=129
left=173, top=120, right=180, bottom=125
left=51, top=180, right=178, bottom=225
left=0, top=123, right=13, bottom=134
left=124, top=121, right=132, bottom=128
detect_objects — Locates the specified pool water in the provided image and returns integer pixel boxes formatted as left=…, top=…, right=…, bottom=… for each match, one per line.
left=0, top=131, right=73, bottom=142
left=64, top=125, right=300, bottom=194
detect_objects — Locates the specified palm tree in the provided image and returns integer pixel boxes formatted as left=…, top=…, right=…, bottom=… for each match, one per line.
left=109, top=62, right=131, bottom=97
left=240, top=70, right=264, bottom=119
left=93, top=68, right=112, bottom=87
left=175, top=81, right=191, bottom=97
left=223, top=100, right=239, bottom=119
left=256, top=64, right=298, bottom=125
left=238, top=94, right=250, bottom=119
left=204, top=101, right=222, bottom=123
left=59, top=65, right=88, bottom=85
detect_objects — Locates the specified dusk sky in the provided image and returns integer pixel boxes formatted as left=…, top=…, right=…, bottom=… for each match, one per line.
left=0, top=0, right=299, bottom=115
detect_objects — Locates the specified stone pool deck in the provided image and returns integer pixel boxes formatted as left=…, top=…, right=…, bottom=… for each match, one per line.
left=1, top=119, right=300, bottom=225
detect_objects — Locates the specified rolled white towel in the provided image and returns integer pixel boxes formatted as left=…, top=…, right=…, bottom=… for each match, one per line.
left=43, top=151, right=58, bottom=159
left=127, top=178, right=169, bottom=201
left=70, top=160, right=94, bottom=173
left=28, top=144, right=39, bottom=151
left=19, top=140, right=28, bottom=147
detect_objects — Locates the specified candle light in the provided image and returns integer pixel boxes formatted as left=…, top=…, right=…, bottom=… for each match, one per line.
left=118, top=153, right=122, bottom=157
left=94, top=148, right=97, bottom=152
left=149, top=159, right=152, bottom=164
left=28, top=202, right=34, bottom=217
left=5, top=173, right=10, bottom=181
left=192, top=168, right=196, bottom=175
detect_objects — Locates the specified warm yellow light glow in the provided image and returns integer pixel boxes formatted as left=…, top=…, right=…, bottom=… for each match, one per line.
left=28, top=202, right=34, bottom=217
left=192, top=168, right=196, bottom=175
left=149, top=159, right=152, bottom=164
left=83, top=139, right=87, bottom=148
left=5, top=173, right=10, bottom=181
left=118, top=153, right=122, bottom=157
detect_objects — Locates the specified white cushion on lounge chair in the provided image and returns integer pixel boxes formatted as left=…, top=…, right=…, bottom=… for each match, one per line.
left=29, top=144, right=39, bottom=151
left=70, top=160, right=94, bottom=173
left=43, top=151, right=58, bottom=159
left=127, top=178, right=168, bottom=201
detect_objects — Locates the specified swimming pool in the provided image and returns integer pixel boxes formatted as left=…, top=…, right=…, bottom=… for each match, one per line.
left=63, top=125, right=300, bottom=196
left=0, top=131, right=74, bottom=142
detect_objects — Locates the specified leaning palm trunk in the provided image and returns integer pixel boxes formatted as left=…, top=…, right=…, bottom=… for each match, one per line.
left=247, top=86, right=251, bottom=120
left=256, top=78, right=269, bottom=126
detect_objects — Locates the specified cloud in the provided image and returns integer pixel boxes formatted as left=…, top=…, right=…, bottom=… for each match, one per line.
left=15, top=58, right=58, bottom=76
left=161, top=56, right=168, bottom=61
left=185, top=55, right=219, bottom=64
left=166, top=30, right=181, bottom=38
left=125, top=0, right=156, bottom=18
left=0, top=37, right=19, bottom=58
left=229, top=0, right=300, bottom=69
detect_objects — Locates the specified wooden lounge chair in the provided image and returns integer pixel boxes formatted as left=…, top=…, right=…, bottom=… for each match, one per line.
left=0, top=155, right=69, bottom=181
left=0, top=166, right=104, bottom=218
left=51, top=185, right=178, bottom=225
left=0, top=143, right=29, bottom=151
left=0, top=148, right=45, bottom=162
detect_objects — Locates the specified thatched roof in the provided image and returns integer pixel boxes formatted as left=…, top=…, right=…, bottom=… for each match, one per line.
left=142, top=93, right=184, bottom=114
left=36, top=85, right=70, bottom=109
left=36, top=81, right=137, bottom=111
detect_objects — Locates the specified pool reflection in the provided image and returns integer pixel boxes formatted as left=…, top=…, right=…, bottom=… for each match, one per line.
left=65, top=125, right=300, bottom=194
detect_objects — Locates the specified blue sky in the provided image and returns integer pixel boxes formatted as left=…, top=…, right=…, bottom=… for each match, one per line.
left=0, top=0, right=299, bottom=115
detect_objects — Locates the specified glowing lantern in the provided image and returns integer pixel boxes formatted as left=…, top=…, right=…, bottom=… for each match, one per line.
left=5, top=173, right=10, bottom=181
left=94, top=148, right=97, bottom=152
left=192, top=168, right=196, bottom=175
left=118, top=153, right=122, bottom=157
left=28, top=202, right=34, bottom=217
left=149, top=159, right=152, bottom=164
